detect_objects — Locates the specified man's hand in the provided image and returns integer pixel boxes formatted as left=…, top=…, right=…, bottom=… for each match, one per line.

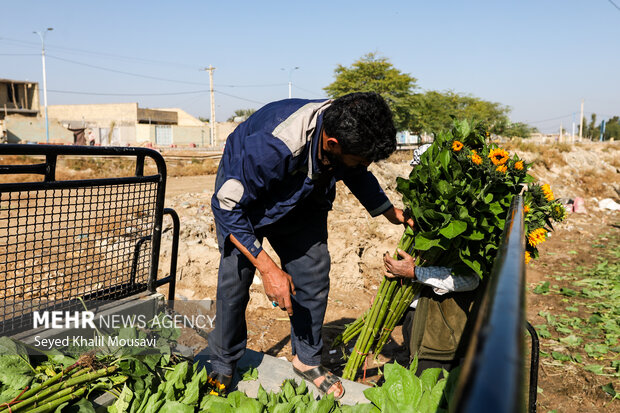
left=384, top=248, right=415, bottom=279
left=383, top=206, right=415, bottom=229
left=229, top=234, right=296, bottom=316
left=260, top=263, right=296, bottom=316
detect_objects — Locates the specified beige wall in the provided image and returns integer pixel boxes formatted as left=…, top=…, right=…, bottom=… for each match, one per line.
left=48, top=103, right=139, bottom=125
left=157, top=108, right=204, bottom=126
left=5, top=115, right=73, bottom=144
left=215, top=121, right=238, bottom=148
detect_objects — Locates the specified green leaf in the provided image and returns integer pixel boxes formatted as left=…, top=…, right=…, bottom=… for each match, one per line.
left=109, top=383, right=133, bottom=413
left=159, top=400, right=194, bottom=413
left=560, top=288, right=578, bottom=297
left=439, top=221, right=467, bottom=239
left=382, top=362, right=423, bottom=411
left=238, top=365, right=259, bottom=382
left=0, top=337, right=33, bottom=393
left=584, top=364, right=605, bottom=375
left=533, top=281, right=550, bottom=294
left=418, top=368, right=441, bottom=392
left=585, top=343, right=609, bottom=358
left=65, top=398, right=96, bottom=413
left=551, top=352, right=571, bottom=362
left=236, top=398, right=266, bottom=413
left=559, top=335, right=583, bottom=347
left=464, top=230, right=485, bottom=241
left=200, top=395, right=233, bottom=413
left=414, top=233, right=444, bottom=251
left=439, top=150, right=451, bottom=173
left=602, top=383, right=619, bottom=399
left=488, top=201, right=504, bottom=216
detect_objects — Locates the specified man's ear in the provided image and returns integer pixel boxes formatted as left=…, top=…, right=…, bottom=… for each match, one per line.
left=326, top=137, right=340, bottom=152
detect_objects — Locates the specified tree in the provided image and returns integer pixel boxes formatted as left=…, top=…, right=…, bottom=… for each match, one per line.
left=602, top=116, right=620, bottom=141
left=227, top=109, right=256, bottom=122
left=323, top=53, right=531, bottom=137
left=323, top=53, right=418, bottom=131
left=587, top=113, right=598, bottom=140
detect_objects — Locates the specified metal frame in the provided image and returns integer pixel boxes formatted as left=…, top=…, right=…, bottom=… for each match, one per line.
left=0, top=144, right=178, bottom=334
left=452, top=195, right=539, bottom=413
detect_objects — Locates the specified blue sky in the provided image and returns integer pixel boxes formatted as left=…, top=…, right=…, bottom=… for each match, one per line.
left=1, top=0, right=618, bottom=133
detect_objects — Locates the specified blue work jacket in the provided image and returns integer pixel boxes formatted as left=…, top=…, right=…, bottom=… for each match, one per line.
left=211, top=98, right=393, bottom=257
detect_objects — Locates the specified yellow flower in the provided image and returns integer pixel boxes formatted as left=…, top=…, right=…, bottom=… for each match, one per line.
left=471, top=150, right=482, bottom=165
left=527, top=228, right=547, bottom=247
left=209, top=390, right=219, bottom=395
left=496, top=164, right=507, bottom=173
left=525, top=251, right=531, bottom=264
left=452, top=140, right=464, bottom=152
left=541, top=184, right=554, bottom=201
left=515, top=160, right=524, bottom=170
left=523, top=204, right=531, bottom=214
left=488, top=148, right=510, bottom=165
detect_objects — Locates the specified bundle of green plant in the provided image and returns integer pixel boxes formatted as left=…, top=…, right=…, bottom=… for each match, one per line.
left=0, top=340, right=119, bottom=413
left=339, top=119, right=566, bottom=380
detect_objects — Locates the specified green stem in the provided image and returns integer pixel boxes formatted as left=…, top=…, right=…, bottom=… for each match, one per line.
left=342, top=231, right=415, bottom=380
left=6, top=367, right=116, bottom=412
left=0, top=362, right=82, bottom=412
left=24, top=386, right=86, bottom=413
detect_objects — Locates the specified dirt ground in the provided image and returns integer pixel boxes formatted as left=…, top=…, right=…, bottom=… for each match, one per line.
left=151, top=141, right=620, bottom=411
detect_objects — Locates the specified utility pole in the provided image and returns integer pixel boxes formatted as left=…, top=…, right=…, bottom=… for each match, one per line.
left=579, top=99, right=584, bottom=141
left=203, top=65, right=216, bottom=147
left=34, top=28, right=53, bottom=143
left=281, top=67, right=299, bottom=98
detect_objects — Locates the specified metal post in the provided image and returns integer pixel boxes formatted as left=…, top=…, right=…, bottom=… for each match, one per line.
left=282, top=67, right=299, bottom=98
left=34, top=28, right=53, bottom=143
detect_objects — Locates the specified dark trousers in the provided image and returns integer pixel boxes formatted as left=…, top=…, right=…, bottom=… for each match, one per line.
left=208, top=208, right=331, bottom=376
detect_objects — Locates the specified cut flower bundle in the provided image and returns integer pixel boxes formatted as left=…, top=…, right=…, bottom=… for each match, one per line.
left=338, top=120, right=566, bottom=380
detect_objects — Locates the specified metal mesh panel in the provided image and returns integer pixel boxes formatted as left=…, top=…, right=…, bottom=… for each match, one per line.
left=0, top=181, right=158, bottom=333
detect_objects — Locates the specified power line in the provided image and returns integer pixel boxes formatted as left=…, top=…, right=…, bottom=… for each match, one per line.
left=48, top=89, right=209, bottom=96
left=292, top=84, right=326, bottom=98
left=0, top=36, right=199, bottom=70
left=47, top=54, right=210, bottom=86
left=524, top=113, right=574, bottom=124
left=608, top=0, right=620, bottom=12
left=45, top=54, right=287, bottom=90
left=0, top=53, right=38, bottom=56
left=215, top=90, right=266, bottom=105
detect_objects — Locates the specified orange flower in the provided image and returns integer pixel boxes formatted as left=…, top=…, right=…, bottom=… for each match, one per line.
left=524, top=204, right=531, bottom=214
left=541, top=184, right=554, bottom=201
left=515, top=160, right=524, bottom=170
left=525, top=251, right=531, bottom=264
left=452, top=140, right=464, bottom=152
left=470, top=150, right=482, bottom=165
left=488, top=148, right=509, bottom=165
left=527, top=228, right=547, bottom=247
left=496, top=164, right=507, bottom=173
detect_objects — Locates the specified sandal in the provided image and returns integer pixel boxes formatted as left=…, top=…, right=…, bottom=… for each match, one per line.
left=293, top=365, right=345, bottom=400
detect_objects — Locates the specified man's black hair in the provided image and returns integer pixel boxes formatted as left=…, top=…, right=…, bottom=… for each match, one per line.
left=323, top=92, right=396, bottom=162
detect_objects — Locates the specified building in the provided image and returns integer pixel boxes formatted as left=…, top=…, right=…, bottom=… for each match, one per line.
left=1, top=82, right=237, bottom=147
left=1, top=78, right=41, bottom=142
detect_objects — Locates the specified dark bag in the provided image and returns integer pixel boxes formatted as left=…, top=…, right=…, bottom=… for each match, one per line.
left=409, top=285, right=483, bottom=362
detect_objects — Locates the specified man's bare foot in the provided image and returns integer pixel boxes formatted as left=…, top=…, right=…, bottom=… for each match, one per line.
left=292, top=355, right=344, bottom=399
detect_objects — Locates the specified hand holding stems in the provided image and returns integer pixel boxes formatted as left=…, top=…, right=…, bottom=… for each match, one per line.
left=384, top=248, right=416, bottom=279
left=382, top=206, right=415, bottom=229
left=229, top=234, right=296, bottom=316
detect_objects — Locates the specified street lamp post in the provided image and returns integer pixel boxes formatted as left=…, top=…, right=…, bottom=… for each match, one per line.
left=33, top=28, right=53, bottom=143
left=281, top=67, right=299, bottom=98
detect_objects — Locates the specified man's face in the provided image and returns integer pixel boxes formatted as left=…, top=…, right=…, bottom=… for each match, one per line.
left=337, top=153, right=372, bottom=169
left=322, top=131, right=371, bottom=169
